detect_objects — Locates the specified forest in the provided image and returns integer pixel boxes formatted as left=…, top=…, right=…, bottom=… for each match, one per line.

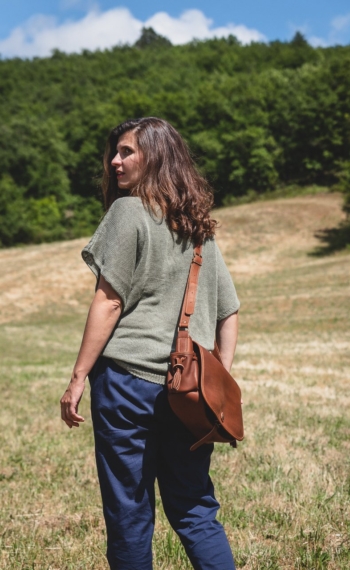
left=0, top=29, right=349, bottom=247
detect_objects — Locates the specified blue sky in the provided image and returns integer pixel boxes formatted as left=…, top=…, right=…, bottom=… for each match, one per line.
left=1, top=0, right=350, bottom=58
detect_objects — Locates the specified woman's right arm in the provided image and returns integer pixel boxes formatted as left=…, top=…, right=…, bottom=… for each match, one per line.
left=60, top=275, right=122, bottom=429
left=216, top=311, right=239, bottom=372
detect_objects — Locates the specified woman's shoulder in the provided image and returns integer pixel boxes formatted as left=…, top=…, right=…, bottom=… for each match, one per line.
left=201, top=237, right=229, bottom=271
left=82, top=197, right=147, bottom=259
left=202, top=236, right=219, bottom=255
left=108, top=196, right=144, bottom=216
left=102, top=197, right=148, bottom=230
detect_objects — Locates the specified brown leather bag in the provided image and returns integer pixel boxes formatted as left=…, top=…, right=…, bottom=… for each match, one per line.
left=167, top=245, right=244, bottom=451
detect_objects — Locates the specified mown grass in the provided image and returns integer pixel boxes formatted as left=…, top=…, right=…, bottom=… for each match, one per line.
left=1, top=195, right=350, bottom=569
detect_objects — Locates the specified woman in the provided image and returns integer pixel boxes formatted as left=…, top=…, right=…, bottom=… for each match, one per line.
left=60, top=117, right=240, bottom=570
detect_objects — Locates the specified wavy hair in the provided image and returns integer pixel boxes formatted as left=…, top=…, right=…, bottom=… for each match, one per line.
left=102, top=117, right=217, bottom=244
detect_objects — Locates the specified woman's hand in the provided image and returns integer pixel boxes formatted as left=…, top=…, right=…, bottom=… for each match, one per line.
left=60, top=275, right=123, bottom=429
left=60, top=376, right=86, bottom=428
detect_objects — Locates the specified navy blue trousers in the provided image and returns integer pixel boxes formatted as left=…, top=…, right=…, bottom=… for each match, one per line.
left=90, top=358, right=236, bottom=570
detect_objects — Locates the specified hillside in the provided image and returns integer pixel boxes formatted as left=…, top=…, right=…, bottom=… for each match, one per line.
left=0, top=193, right=349, bottom=569
left=0, top=192, right=347, bottom=325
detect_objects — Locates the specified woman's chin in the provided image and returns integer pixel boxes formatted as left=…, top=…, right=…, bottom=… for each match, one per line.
left=117, top=181, right=130, bottom=190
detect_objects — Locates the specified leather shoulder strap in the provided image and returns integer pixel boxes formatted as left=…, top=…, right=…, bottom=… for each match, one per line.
left=178, top=245, right=203, bottom=329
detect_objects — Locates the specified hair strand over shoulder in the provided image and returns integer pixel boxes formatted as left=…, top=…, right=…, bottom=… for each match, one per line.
left=102, top=117, right=217, bottom=245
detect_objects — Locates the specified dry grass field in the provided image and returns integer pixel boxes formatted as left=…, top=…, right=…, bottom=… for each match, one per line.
left=0, top=193, right=349, bottom=569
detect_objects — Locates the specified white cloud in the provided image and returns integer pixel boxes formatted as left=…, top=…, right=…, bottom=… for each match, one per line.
left=0, top=8, right=142, bottom=58
left=291, top=12, right=350, bottom=47
left=0, top=7, right=266, bottom=59
left=331, top=13, right=350, bottom=32
left=308, top=36, right=328, bottom=48
left=329, top=12, right=350, bottom=44
left=146, top=9, right=266, bottom=45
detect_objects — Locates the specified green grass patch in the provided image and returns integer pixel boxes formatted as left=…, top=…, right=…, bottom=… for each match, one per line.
left=1, top=196, right=349, bottom=568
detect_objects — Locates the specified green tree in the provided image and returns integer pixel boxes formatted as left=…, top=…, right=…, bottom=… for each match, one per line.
left=134, top=27, right=172, bottom=49
left=1, top=35, right=350, bottom=246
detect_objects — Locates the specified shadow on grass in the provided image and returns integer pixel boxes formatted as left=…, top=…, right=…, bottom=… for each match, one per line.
left=310, top=220, right=350, bottom=256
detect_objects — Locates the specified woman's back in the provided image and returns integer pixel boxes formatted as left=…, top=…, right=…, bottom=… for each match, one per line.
left=82, top=196, right=240, bottom=384
left=61, top=117, right=239, bottom=570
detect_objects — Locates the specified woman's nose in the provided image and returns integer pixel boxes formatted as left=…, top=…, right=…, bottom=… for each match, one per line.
left=111, top=153, right=122, bottom=166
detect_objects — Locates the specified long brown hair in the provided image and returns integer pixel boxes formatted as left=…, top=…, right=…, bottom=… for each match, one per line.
left=102, top=117, right=217, bottom=244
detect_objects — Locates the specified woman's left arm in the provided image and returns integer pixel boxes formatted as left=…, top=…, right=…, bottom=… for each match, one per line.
left=216, top=311, right=239, bottom=373
left=60, top=275, right=123, bottom=429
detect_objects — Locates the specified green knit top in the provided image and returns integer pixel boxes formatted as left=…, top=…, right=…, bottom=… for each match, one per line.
left=82, top=197, right=240, bottom=384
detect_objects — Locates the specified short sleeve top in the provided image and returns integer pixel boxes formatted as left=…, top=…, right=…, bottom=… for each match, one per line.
left=82, top=197, right=240, bottom=384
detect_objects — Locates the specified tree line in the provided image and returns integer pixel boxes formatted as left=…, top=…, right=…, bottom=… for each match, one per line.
left=0, top=29, right=349, bottom=247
